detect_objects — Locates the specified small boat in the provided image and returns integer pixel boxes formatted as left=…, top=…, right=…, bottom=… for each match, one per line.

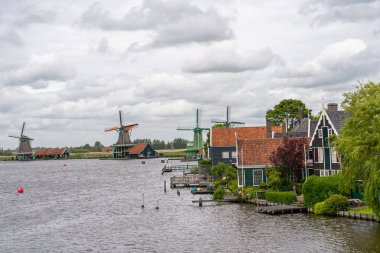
left=161, top=165, right=172, bottom=175
left=191, top=187, right=214, bottom=195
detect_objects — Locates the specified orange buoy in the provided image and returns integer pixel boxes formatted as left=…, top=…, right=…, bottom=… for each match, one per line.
left=18, top=187, right=24, bottom=193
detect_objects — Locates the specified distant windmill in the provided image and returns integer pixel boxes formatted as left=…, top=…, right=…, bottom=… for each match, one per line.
left=105, top=111, right=138, bottom=158
left=8, top=122, right=34, bottom=160
left=177, top=109, right=209, bottom=152
left=211, top=106, right=245, bottom=127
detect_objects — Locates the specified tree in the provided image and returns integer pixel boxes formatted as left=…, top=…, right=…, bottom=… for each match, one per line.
left=335, top=81, right=380, bottom=216
left=266, top=99, right=311, bottom=129
left=93, top=141, right=103, bottom=152
left=270, top=137, right=309, bottom=194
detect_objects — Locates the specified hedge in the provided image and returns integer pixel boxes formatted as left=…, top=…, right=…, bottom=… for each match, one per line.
left=302, top=175, right=342, bottom=208
left=265, top=191, right=297, bottom=205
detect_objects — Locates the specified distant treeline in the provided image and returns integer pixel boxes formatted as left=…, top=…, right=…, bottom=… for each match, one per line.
left=0, top=148, right=13, bottom=156
left=49, top=138, right=189, bottom=153
left=132, top=138, right=189, bottom=150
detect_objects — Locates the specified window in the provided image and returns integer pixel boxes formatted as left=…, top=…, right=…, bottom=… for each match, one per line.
left=318, top=129, right=322, bottom=138
left=238, top=170, right=243, bottom=187
left=331, top=148, right=338, bottom=163
left=329, top=129, right=333, bottom=135
left=320, top=169, right=329, bottom=176
left=222, top=152, right=229, bottom=159
left=253, top=170, right=263, bottom=186
left=314, top=147, right=323, bottom=163
left=231, top=151, right=237, bottom=158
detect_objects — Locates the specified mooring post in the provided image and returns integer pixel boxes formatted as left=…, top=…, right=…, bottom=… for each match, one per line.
left=156, top=200, right=159, bottom=210
left=199, top=197, right=203, bottom=207
left=141, top=193, right=145, bottom=208
left=164, top=180, right=167, bottom=193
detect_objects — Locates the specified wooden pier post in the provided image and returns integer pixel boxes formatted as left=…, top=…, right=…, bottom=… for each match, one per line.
left=199, top=197, right=203, bottom=207
left=141, top=193, right=145, bottom=208
left=164, top=180, right=167, bottom=193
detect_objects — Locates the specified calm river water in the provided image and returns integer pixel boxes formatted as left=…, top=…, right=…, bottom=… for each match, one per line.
left=0, top=159, right=379, bottom=253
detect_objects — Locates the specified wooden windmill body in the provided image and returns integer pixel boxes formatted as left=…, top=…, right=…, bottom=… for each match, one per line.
left=9, top=122, right=34, bottom=161
left=105, top=111, right=138, bottom=158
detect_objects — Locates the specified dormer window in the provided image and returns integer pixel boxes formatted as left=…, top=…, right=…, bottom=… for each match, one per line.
left=318, top=129, right=322, bottom=138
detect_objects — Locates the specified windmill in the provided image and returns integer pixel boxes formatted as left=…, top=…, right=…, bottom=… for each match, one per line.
left=177, top=109, right=209, bottom=154
left=8, top=122, right=34, bottom=160
left=211, top=106, right=245, bottom=127
left=105, top=111, right=138, bottom=158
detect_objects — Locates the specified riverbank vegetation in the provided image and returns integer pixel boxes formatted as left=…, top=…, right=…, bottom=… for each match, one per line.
left=335, top=81, right=380, bottom=217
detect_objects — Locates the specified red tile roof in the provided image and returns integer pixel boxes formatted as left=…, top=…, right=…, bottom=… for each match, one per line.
left=237, top=138, right=283, bottom=166
left=211, top=126, right=283, bottom=147
left=128, top=143, right=147, bottom=155
left=34, top=148, right=67, bottom=156
left=237, top=137, right=311, bottom=166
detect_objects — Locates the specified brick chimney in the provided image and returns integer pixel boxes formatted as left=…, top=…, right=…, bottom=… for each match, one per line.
left=327, top=103, right=338, bottom=111
left=266, top=119, right=272, bottom=138
left=282, top=120, right=287, bottom=133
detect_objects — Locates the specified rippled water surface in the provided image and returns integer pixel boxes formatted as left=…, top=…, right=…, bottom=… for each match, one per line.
left=1, top=159, right=379, bottom=252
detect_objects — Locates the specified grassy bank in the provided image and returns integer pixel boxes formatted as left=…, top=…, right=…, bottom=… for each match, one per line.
left=349, top=207, right=376, bottom=215
left=157, top=149, right=187, bottom=158
left=0, top=156, right=13, bottom=161
left=69, top=152, right=113, bottom=159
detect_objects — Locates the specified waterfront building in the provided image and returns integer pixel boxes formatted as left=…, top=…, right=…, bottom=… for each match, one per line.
left=209, top=121, right=283, bottom=166
left=306, top=103, right=348, bottom=176
left=127, top=143, right=157, bottom=158
left=34, top=148, right=70, bottom=159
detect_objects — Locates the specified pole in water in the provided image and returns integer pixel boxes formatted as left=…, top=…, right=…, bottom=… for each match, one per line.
left=199, top=197, right=203, bottom=207
left=141, top=193, right=145, bottom=208
left=177, top=189, right=180, bottom=196
left=156, top=200, right=159, bottom=210
left=164, top=180, right=166, bottom=193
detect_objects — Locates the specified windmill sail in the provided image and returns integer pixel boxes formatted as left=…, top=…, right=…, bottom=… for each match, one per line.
left=211, top=106, right=245, bottom=127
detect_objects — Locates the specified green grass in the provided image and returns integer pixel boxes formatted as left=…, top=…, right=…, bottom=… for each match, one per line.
left=349, top=207, right=375, bottom=215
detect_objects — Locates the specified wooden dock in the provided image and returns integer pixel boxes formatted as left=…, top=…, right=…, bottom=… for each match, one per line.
left=161, top=164, right=198, bottom=175
left=256, top=205, right=307, bottom=215
left=170, top=174, right=212, bottom=188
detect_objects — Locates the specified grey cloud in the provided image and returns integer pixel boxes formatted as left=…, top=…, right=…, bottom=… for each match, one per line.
left=1, top=59, right=75, bottom=88
left=300, top=0, right=380, bottom=25
left=183, top=48, right=277, bottom=73
left=97, top=38, right=109, bottom=53
left=0, top=31, right=24, bottom=47
left=15, top=10, right=56, bottom=26
left=81, top=0, right=233, bottom=47
left=274, top=44, right=380, bottom=90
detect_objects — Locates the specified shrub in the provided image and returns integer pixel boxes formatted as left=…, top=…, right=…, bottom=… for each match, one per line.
left=323, top=194, right=348, bottom=215
left=314, top=201, right=325, bottom=215
left=265, top=191, right=297, bottom=205
left=302, top=175, right=342, bottom=208
left=259, top=182, right=268, bottom=190
left=198, top=159, right=211, bottom=166
left=213, top=188, right=225, bottom=200
left=243, top=187, right=263, bottom=200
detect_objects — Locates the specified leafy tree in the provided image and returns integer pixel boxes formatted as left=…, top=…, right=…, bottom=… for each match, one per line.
left=335, top=81, right=380, bottom=216
left=270, top=137, right=309, bottom=193
left=172, top=138, right=188, bottom=149
left=93, top=141, right=103, bottom=152
left=266, top=99, right=311, bottom=129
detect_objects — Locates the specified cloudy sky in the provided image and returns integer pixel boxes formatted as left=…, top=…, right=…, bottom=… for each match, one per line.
left=1, top=0, right=379, bottom=149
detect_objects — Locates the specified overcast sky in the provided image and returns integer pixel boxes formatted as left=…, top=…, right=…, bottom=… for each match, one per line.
left=1, top=0, right=379, bottom=149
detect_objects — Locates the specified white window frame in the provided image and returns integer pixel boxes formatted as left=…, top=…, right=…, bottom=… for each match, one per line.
left=314, top=147, right=323, bottom=163
left=331, top=148, right=338, bottom=163
left=253, top=169, right=263, bottom=186
left=328, top=129, right=333, bottom=135
left=222, top=151, right=230, bottom=159
left=318, top=129, right=322, bottom=138
left=231, top=151, right=237, bottom=159
left=320, top=169, right=329, bottom=177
